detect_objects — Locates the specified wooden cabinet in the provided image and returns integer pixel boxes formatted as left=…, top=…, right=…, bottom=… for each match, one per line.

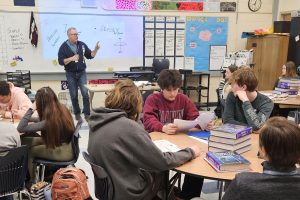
left=246, top=35, right=289, bottom=90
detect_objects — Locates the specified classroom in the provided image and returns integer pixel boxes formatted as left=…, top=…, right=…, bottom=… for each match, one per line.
left=0, top=0, right=300, bottom=200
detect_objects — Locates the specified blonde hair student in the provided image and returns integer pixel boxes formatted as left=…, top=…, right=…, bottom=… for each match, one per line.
left=223, top=117, right=300, bottom=200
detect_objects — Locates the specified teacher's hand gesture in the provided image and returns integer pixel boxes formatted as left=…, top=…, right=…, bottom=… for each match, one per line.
left=94, top=41, right=100, bottom=51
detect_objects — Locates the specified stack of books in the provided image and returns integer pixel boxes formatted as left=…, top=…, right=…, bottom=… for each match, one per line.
left=205, top=151, right=251, bottom=172
left=274, top=78, right=300, bottom=97
left=208, top=123, right=252, bottom=154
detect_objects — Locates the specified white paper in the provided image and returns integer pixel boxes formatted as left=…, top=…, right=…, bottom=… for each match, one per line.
left=154, top=140, right=180, bottom=152
left=197, top=112, right=216, bottom=130
left=174, top=118, right=199, bottom=131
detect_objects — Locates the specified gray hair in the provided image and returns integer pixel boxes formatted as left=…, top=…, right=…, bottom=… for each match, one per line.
left=67, top=27, right=77, bottom=35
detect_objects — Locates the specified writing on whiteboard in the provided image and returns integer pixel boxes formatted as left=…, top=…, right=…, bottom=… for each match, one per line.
left=7, top=27, right=28, bottom=50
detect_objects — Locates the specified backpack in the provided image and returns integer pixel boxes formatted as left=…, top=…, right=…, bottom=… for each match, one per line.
left=51, top=167, right=91, bottom=200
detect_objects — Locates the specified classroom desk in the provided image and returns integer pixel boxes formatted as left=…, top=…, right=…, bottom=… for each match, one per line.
left=150, top=132, right=263, bottom=199
left=85, top=83, right=160, bottom=107
left=260, top=90, right=300, bottom=108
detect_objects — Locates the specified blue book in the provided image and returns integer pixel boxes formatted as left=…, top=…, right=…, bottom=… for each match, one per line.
left=205, top=151, right=251, bottom=172
left=211, top=124, right=252, bottom=139
left=188, top=131, right=210, bottom=140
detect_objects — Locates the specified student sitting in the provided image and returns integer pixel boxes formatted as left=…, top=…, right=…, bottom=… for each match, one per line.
left=17, top=87, right=75, bottom=183
left=223, top=67, right=274, bottom=130
left=218, top=65, right=238, bottom=100
left=0, top=122, right=21, bottom=155
left=222, top=117, right=300, bottom=200
left=274, top=61, right=299, bottom=89
left=0, top=81, right=32, bottom=119
left=143, top=69, right=206, bottom=200
left=0, top=123, right=21, bottom=200
left=87, top=79, right=201, bottom=200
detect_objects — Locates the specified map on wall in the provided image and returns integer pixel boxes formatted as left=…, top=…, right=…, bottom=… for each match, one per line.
left=185, top=16, right=228, bottom=71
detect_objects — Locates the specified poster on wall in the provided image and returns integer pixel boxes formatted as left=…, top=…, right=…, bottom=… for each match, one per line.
left=115, top=0, right=152, bottom=10
left=185, top=16, right=228, bottom=71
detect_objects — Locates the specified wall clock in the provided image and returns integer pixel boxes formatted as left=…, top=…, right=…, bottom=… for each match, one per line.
left=248, top=0, right=262, bottom=12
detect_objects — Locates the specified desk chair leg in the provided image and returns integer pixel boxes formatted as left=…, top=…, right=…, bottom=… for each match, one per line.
left=218, top=181, right=224, bottom=200
left=167, top=172, right=181, bottom=200
left=40, top=165, right=46, bottom=182
left=164, top=171, right=169, bottom=200
left=20, top=189, right=32, bottom=200
left=34, top=164, right=40, bottom=183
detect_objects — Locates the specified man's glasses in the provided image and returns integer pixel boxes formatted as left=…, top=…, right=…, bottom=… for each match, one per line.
left=70, top=33, right=79, bottom=36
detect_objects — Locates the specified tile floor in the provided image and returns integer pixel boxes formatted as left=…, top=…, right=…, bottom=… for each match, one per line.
left=77, top=121, right=222, bottom=200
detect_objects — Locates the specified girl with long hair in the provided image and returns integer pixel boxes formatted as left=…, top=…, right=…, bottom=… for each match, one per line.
left=17, top=87, right=75, bottom=182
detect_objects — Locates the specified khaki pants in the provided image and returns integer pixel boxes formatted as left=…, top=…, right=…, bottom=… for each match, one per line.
left=21, top=136, right=73, bottom=181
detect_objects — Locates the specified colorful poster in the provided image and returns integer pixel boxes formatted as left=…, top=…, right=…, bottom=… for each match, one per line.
left=115, top=0, right=152, bottom=10
left=185, top=16, right=228, bottom=71
left=152, top=1, right=178, bottom=10
left=177, top=2, right=203, bottom=11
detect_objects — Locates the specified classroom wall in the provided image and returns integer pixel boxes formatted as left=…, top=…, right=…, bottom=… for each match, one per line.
left=0, top=0, right=275, bottom=105
left=278, top=0, right=300, bottom=15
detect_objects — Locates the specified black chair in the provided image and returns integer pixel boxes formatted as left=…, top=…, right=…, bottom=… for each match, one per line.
left=33, top=121, right=83, bottom=182
left=214, top=88, right=226, bottom=119
left=82, top=151, right=114, bottom=200
left=0, top=145, right=31, bottom=199
left=152, top=58, right=170, bottom=80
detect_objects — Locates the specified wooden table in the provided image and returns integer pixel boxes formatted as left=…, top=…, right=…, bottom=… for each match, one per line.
left=85, top=83, right=160, bottom=107
left=260, top=90, right=300, bottom=108
left=150, top=132, right=263, bottom=181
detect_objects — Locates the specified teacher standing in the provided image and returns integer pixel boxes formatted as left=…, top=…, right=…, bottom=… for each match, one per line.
left=58, top=27, right=100, bottom=122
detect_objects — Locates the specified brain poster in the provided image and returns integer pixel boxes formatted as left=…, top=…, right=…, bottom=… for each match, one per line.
left=185, top=16, right=228, bottom=71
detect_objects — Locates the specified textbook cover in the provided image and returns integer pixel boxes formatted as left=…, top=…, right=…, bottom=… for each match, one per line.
left=211, top=124, right=252, bottom=139
left=205, top=151, right=251, bottom=172
left=188, top=131, right=210, bottom=140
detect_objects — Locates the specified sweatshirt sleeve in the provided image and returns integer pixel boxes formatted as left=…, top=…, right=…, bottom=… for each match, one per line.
left=58, top=43, right=66, bottom=66
left=221, top=176, right=241, bottom=200
left=184, top=95, right=199, bottom=121
left=82, top=42, right=93, bottom=59
left=241, top=95, right=274, bottom=130
left=7, top=89, right=32, bottom=119
left=223, top=92, right=247, bottom=126
left=143, top=95, right=164, bottom=132
left=122, top=123, right=195, bottom=172
left=17, top=109, right=45, bottom=133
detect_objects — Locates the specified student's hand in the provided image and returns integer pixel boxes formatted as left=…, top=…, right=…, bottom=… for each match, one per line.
left=235, top=90, right=249, bottom=102
left=162, top=123, right=178, bottom=135
left=11, top=109, right=20, bottom=119
left=189, top=145, right=201, bottom=157
left=31, top=102, right=37, bottom=112
left=205, top=121, right=215, bottom=131
left=94, top=41, right=100, bottom=51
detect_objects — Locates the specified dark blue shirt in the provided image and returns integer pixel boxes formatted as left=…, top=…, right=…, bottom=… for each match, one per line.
left=58, top=40, right=94, bottom=72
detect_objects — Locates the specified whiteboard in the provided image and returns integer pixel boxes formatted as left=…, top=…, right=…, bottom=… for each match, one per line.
left=0, top=12, right=143, bottom=73
left=209, top=45, right=227, bottom=71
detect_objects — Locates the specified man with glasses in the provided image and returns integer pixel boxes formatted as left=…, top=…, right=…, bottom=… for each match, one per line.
left=58, top=27, right=100, bottom=122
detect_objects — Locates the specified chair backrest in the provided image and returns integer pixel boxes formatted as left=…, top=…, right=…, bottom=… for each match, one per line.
left=0, top=145, right=28, bottom=196
left=215, top=88, right=225, bottom=118
left=71, top=121, right=83, bottom=163
left=152, top=58, right=170, bottom=78
left=82, top=151, right=114, bottom=200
